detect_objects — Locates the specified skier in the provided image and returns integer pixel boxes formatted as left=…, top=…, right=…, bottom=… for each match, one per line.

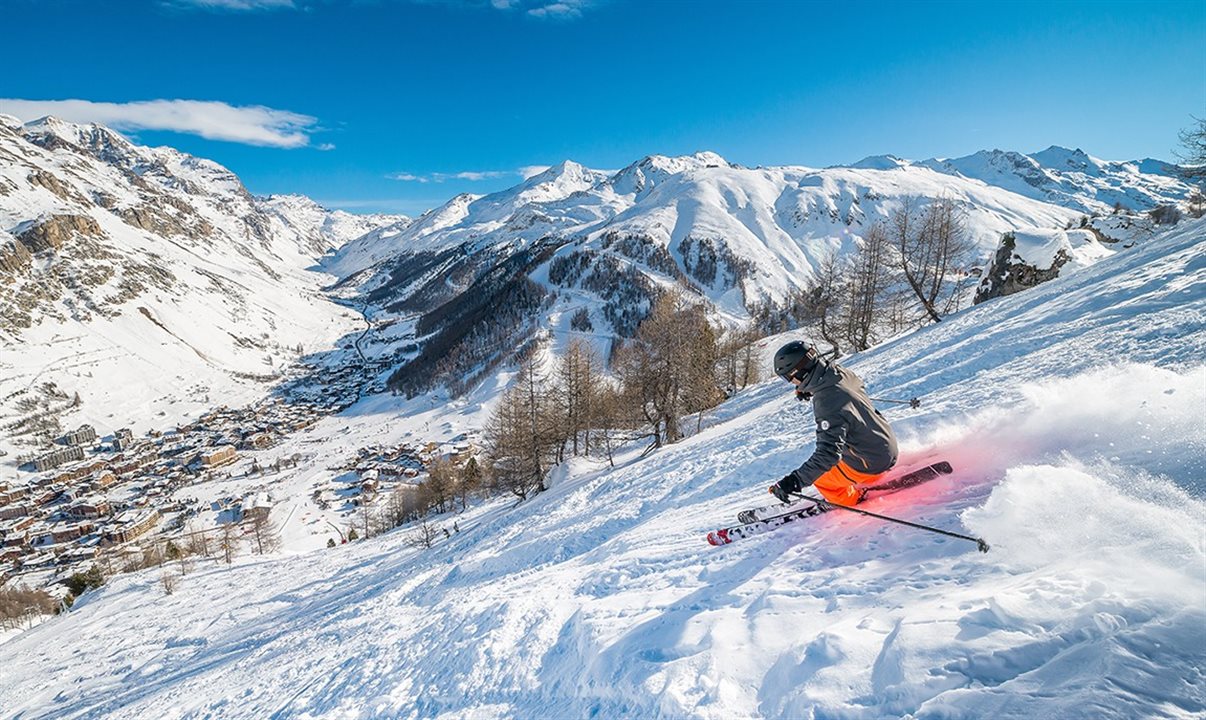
left=769, top=340, right=898, bottom=507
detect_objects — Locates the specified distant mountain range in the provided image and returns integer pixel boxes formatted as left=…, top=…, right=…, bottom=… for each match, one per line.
left=0, top=114, right=403, bottom=337
left=0, top=114, right=1195, bottom=420
left=0, top=115, right=403, bottom=445
left=325, top=144, right=1191, bottom=395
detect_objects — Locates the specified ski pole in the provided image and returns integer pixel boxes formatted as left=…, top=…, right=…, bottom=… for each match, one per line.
left=869, top=396, right=922, bottom=409
left=792, top=492, right=990, bottom=552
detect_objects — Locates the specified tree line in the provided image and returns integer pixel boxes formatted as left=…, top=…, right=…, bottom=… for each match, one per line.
left=752, top=196, right=975, bottom=357
left=478, top=198, right=977, bottom=503
left=341, top=289, right=760, bottom=547
left=0, top=512, right=285, bottom=634
left=482, top=290, right=762, bottom=501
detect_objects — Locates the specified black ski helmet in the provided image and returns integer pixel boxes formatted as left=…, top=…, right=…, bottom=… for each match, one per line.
left=774, top=340, right=817, bottom=382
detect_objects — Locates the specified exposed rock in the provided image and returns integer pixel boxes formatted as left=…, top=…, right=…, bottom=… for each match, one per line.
left=27, top=170, right=83, bottom=204
left=25, top=131, right=78, bottom=154
left=974, top=232, right=1071, bottom=304
left=15, top=214, right=103, bottom=254
left=242, top=212, right=274, bottom=248
left=0, top=237, right=33, bottom=275
left=119, top=204, right=188, bottom=237
left=92, top=191, right=119, bottom=209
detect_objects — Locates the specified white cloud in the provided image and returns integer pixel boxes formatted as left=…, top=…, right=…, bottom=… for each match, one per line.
left=316, top=142, right=336, bottom=151
left=446, top=170, right=509, bottom=181
left=165, top=0, right=295, bottom=11
left=526, top=0, right=589, bottom=19
left=518, top=165, right=551, bottom=179
left=0, top=98, right=321, bottom=148
left=165, top=0, right=597, bottom=19
left=388, top=169, right=515, bottom=183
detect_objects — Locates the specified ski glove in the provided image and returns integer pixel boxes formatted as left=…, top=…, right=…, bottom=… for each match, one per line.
left=771, top=473, right=803, bottom=503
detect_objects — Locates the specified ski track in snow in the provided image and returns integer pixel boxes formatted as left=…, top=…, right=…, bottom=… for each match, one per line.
left=1, top=222, right=1204, bottom=719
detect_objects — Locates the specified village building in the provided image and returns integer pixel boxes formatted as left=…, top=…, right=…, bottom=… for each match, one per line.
left=58, top=544, right=99, bottom=565
left=200, top=445, right=238, bottom=469
left=60, top=424, right=98, bottom=447
left=89, top=470, right=118, bottom=491
left=49, top=459, right=107, bottom=485
left=111, top=449, right=160, bottom=477
left=104, top=508, right=161, bottom=544
left=0, top=515, right=36, bottom=534
left=3, top=528, right=30, bottom=549
left=0, top=485, right=29, bottom=504
left=240, top=431, right=275, bottom=450
left=31, top=488, right=59, bottom=507
left=54, top=486, right=83, bottom=504
left=35, top=521, right=94, bottom=546
left=20, top=550, right=56, bottom=568
left=112, top=428, right=135, bottom=451
left=243, top=493, right=272, bottom=522
left=67, top=498, right=112, bottom=519
left=0, top=504, right=32, bottom=520
left=34, top=445, right=85, bottom=472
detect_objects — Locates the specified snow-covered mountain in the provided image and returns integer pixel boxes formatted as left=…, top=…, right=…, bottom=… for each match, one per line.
left=0, top=115, right=403, bottom=448
left=910, top=146, right=1191, bottom=215
left=3, top=215, right=1201, bottom=719
left=328, top=148, right=1191, bottom=396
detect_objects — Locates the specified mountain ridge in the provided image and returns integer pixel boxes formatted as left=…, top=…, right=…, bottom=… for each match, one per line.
left=326, top=143, right=1190, bottom=396
left=0, top=115, right=404, bottom=450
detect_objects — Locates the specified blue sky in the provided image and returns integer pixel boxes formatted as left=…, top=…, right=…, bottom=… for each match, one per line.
left=2, top=0, right=1203, bottom=215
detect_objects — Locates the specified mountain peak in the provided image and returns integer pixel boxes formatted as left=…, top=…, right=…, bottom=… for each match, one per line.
left=20, top=115, right=139, bottom=162
left=848, top=154, right=910, bottom=170
left=629, top=151, right=731, bottom=176
left=550, top=159, right=584, bottom=173
left=689, top=150, right=730, bottom=167
left=1029, top=146, right=1102, bottom=173
left=525, top=159, right=593, bottom=184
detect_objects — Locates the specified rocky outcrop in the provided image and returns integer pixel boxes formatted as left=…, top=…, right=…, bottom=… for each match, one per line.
left=118, top=204, right=188, bottom=237
left=27, top=170, right=83, bottom=204
left=15, top=214, right=102, bottom=254
left=0, top=115, right=404, bottom=348
left=974, top=232, right=1071, bottom=304
left=0, top=237, right=33, bottom=275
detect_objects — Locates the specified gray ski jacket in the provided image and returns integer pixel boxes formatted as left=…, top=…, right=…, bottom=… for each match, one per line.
left=791, top=360, right=898, bottom=485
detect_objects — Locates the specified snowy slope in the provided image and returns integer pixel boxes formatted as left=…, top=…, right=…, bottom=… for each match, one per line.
left=2, top=218, right=1201, bottom=718
left=0, top=116, right=401, bottom=452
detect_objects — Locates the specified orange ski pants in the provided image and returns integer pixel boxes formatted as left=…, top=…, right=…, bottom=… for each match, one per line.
left=813, top=460, right=882, bottom=507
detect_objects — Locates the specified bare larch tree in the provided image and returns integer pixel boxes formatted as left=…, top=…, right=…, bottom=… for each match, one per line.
left=894, top=197, right=972, bottom=323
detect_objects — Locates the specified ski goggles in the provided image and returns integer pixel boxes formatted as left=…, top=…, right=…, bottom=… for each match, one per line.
left=777, top=355, right=814, bottom=383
